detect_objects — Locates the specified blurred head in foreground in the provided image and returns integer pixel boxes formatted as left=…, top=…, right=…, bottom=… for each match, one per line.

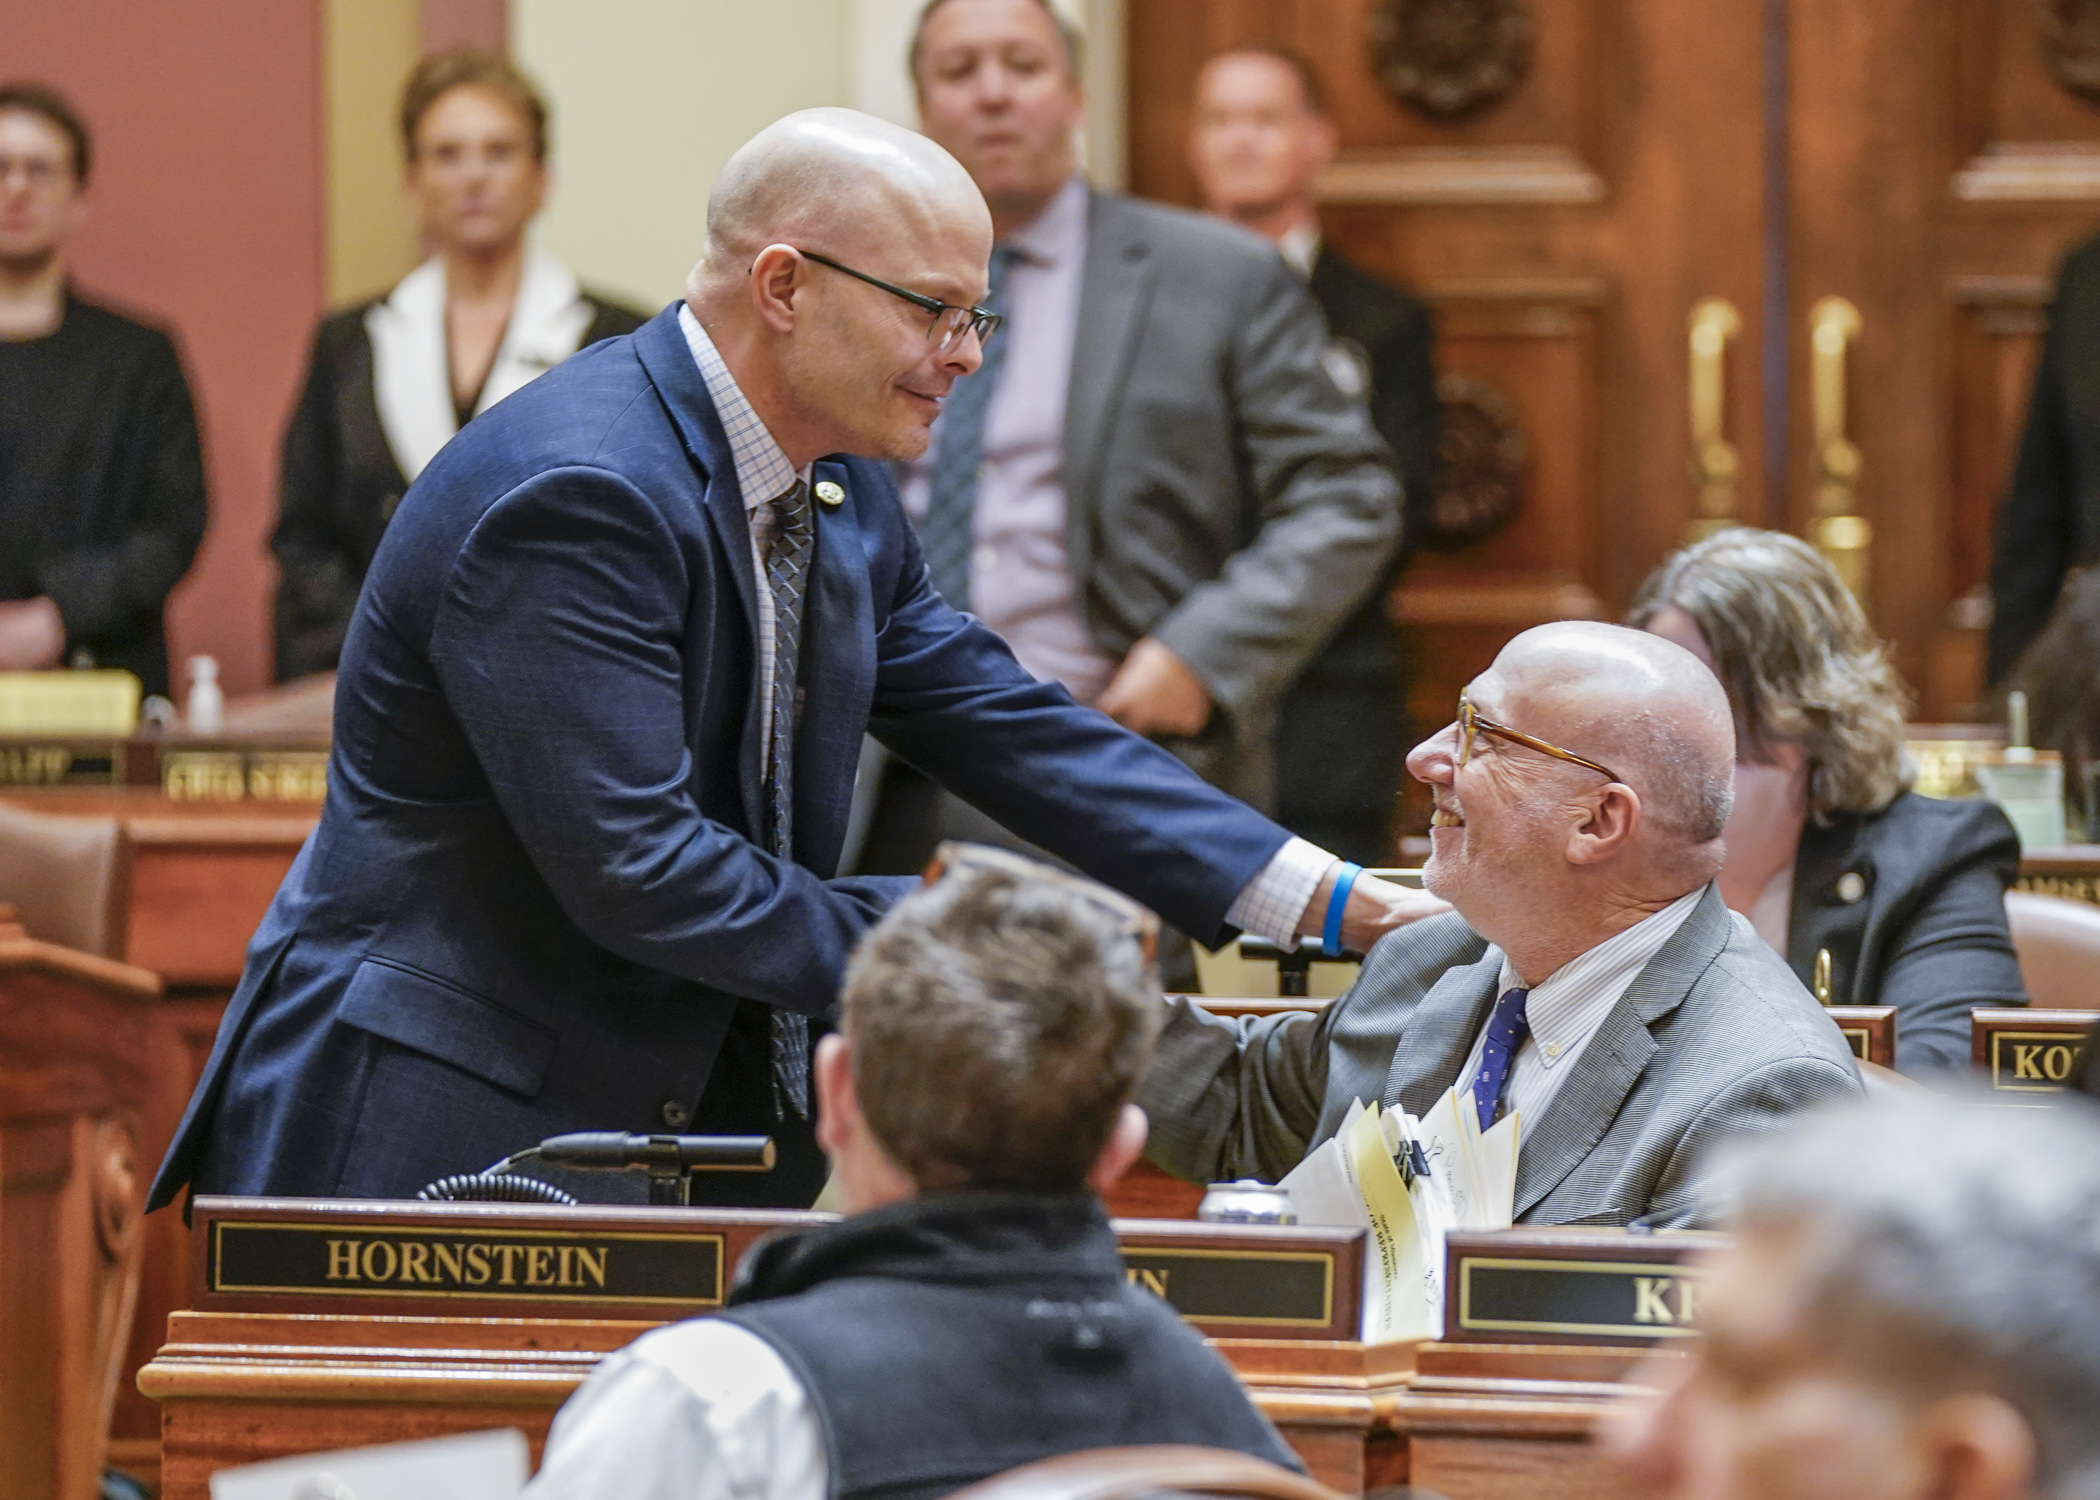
left=815, top=847, right=1160, bottom=1210
left=1614, top=1092, right=2100, bottom=1500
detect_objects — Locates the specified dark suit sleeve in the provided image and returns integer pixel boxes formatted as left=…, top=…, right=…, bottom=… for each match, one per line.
left=1138, top=999, right=1333, bottom=1185
left=272, top=323, right=366, bottom=681
left=1148, top=256, right=1404, bottom=721
left=425, top=467, right=904, bottom=1016
left=865, top=519, right=1295, bottom=945
left=1371, top=299, right=1441, bottom=555
left=1990, top=259, right=2082, bottom=683
left=1881, top=805, right=2027, bottom=1074
left=35, top=329, right=205, bottom=647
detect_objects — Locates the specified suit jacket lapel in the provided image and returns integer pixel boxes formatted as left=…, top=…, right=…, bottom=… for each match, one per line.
left=796, top=460, right=876, bottom=875
left=1513, top=885, right=1732, bottom=1219
left=1061, top=191, right=1158, bottom=583
left=1384, top=952, right=1501, bottom=1120
left=633, top=306, right=768, bottom=837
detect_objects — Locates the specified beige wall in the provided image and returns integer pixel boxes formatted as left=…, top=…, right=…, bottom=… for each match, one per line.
left=324, top=0, right=423, bottom=304
left=513, top=0, right=857, bottom=311
left=515, top=0, right=1126, bottom=311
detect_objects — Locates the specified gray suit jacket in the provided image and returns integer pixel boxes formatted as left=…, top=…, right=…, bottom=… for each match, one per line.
left=1065, top=192, right=1404, bottom=807
left=1140, top=885, right=1864, bottom=1227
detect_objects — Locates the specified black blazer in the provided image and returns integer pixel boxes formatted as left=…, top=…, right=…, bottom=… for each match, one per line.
left=1990, top=233, right=2100, bottom=681
left=270, top=293, right=644, bottom=681
left=0, top=295, right=206, bottom=697
left=1787, top=792, right=2027, bottom=1073
left=1276, top=247, right=1439, bottom=859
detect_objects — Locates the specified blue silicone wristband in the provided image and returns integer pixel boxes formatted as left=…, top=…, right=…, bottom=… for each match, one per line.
left=1322, top=862, right=1363, bottom=956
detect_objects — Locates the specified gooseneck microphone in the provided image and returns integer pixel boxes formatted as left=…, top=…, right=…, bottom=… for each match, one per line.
left=416, top=1132, right=777, bottom=1206
left=533, top=1133, right=777, bottom=1173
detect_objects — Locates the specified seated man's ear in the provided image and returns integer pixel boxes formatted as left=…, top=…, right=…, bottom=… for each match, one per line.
left=1916, top=1392, right=2035, bottom=1500
left=1086, top=1104, right=1150, bottom=1197
left=1568, top=783, right=1642, bottom=866
left=813, top=1033, right=858, bottom=1159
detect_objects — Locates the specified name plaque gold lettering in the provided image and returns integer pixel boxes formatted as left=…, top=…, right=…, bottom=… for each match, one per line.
left=0, top=740, right=121, bottom=787
left=1971, top=1009, right=2096, bottom=1093
left=1118, top=1246, right=1335, bottom=1328
left=209, top=1219, right=724, bottom=1310
left=1454, top=1256, right=1709, bottom=1342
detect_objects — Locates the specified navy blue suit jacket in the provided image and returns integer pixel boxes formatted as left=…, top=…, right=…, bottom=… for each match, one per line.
left=149, top=307, right=1292, bottom=1207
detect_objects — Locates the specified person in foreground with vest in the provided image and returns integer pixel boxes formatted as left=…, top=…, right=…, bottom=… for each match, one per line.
left=523, top=853, right=1304, bottom=1500
left=1140, top=622, right=1865, bottom=1228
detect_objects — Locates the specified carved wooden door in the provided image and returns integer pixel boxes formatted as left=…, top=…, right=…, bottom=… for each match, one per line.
left=1125, top=0, right=2100, bottom=833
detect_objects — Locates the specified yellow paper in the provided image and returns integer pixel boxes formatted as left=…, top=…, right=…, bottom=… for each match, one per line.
left=1345, top=1102, right=1435, bottom=1341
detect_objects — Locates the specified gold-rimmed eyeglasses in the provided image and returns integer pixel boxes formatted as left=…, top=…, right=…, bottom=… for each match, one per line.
left=794, top=248, right=1003, bottom=355
left=1455, top=695, right=1623, bottom=784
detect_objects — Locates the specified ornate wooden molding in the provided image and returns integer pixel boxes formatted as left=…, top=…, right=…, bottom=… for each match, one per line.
left=1316, top=146, right=1605, bottom=207
left=1428, top=374, right=1530, bottom=546
left=1366, top=0, right=1535, bottom=121
left=1952, top=143, right=2100, bottom=202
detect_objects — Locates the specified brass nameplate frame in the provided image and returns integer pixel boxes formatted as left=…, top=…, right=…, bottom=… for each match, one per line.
left=1443, top=1227, right=1717, bottom=1346
left=1118, top=1245, right=1335, bottom=1329
left=1971, top=1008, right=2096, bottom=1093
left=1454, top=1255, right=1708, bottom=1342
left=0, top=739, right=123, bottom=787
left=209, top=1218, right=724, bottom=1310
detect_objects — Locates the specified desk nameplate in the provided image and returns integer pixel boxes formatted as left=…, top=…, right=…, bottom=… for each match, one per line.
left=1444, top=1228, right=1719, bottom=1346
left=1114, top=1221, right=1364, bottom=1341
left=191, top=1198, right=822, bottom=1320
left=1826, top=1005, right=1895, bottom=1068
left=1970, top=1009, right=2096, bottom=1093
left=193, top=1200, right=1367, bottom=1340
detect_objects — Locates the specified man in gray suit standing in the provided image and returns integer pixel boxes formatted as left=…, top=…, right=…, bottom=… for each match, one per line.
left=1141, top=623, right=1864, bottom=1228
left=858, top=0, right=1402, bottom=888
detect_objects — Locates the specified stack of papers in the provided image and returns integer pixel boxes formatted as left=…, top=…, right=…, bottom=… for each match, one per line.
left=1277, top=1090, right=1518, bottom=1341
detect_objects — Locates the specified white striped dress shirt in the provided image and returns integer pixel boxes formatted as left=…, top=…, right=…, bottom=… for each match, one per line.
left=1456, top=889, right=1705, bottom=1125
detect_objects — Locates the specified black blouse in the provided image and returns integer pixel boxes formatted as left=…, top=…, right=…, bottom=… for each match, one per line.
left=269, top=292, right=646, bottom=681
left=0, top=294, right=207, bottom=697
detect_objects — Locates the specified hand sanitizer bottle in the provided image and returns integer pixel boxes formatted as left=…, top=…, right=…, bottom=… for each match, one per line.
left=187, top=655, right=224, bottom=735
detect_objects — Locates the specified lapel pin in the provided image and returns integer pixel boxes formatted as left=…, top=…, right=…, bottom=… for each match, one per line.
left=814, top=480, right=845, bottom=507
left=1835, top=872, right=1866, bottom=904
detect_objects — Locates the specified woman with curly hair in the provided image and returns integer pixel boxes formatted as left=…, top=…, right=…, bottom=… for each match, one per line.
left=1629, top=529, right=2026, bottom=1073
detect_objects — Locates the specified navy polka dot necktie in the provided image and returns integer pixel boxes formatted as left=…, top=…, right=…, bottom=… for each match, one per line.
left=1470, top=988, right=1532, bottom=1132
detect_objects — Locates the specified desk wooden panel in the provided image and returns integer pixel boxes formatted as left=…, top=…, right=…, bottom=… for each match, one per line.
left=144, top=1204, right=1674, bottom=1500
left=0, top=789, right=316, bottom=1482
left=0, top=915, right=159, bottom=1500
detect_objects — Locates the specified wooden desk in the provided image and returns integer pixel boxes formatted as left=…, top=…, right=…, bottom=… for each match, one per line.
left=0, top=788, right=317, bottom=1481
left=0, top=912, right=159, bottom=1500
left=143, top=1202, right=1675, bottom=1500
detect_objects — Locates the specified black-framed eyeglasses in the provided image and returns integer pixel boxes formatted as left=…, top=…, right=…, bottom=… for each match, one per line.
left=795, top=248, right=1002, bottom=354
left=1455, top=694, right=1623, bottom=784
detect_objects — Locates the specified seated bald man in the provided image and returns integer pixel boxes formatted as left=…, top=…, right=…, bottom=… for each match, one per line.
left=1141, top=622, right=1864, bottom=1228
left=148, top=106, right=1440, bottom=1215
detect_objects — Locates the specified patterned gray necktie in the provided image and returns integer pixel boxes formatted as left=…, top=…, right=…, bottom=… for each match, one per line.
left=917, top=243, right=1017, bottom=609
left=764, top=479, right=816, bottom=1118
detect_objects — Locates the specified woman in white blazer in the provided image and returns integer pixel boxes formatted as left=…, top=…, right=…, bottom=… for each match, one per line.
left=271, top=49, right=643, bottom=680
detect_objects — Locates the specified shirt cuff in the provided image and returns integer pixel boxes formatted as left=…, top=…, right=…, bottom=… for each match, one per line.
left=1223, top=837, right=1339, bottom=949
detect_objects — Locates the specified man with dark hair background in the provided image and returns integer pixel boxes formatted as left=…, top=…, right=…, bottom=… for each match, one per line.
left=524, top=852, right=1305, bottom=1500
left=0, top=81, right=205, bottom=696
left=858, top=0, right=1407, bottom=919
left=1188, top=45, right=1441, bottom=864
